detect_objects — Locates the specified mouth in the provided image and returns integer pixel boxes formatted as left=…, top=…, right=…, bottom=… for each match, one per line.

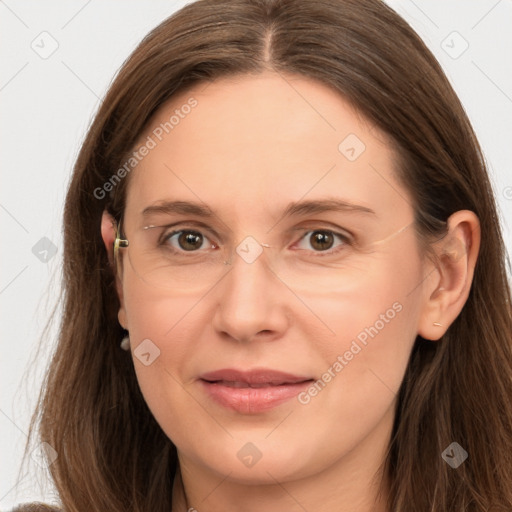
left=199, top=368, right=314, bottom=414
left=203, top=380, right=305, bottom=388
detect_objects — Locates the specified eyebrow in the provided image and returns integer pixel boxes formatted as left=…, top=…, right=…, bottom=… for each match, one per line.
left=141, top=198, right=376, bottom=219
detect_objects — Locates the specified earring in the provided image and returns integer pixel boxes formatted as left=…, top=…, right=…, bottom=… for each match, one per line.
left=433, top=322, right=443, bottom=327
left=120, top=335, right=131, bottom=351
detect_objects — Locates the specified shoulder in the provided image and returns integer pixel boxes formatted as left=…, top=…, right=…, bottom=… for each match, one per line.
left=10, top=504, right=61, bottom=512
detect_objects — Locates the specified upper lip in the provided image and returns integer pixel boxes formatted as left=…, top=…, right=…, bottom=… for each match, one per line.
left=200, top=368, right=313, bottom=386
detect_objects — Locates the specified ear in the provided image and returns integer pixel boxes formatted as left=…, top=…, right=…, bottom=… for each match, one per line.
left=417, top=210, right=481, bottom=341
left=100, top=210, right=128, bottom=330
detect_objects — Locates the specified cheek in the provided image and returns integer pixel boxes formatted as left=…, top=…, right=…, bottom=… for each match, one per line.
left=123, top=287, right=205, bottom=446
left=296, top=240, right=424, bottom=407
left=297, top=238, right=424, bottom=364
left=284, top=252, right=423, bottom=469
left=119, top=259, right=231, bottom=413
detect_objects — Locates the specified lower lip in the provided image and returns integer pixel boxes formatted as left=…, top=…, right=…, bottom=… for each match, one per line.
left=200, top=379, right=312, bottom=413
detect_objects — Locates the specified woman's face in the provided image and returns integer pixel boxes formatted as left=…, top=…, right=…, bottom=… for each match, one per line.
left=115, top=71, right=434, bottom=485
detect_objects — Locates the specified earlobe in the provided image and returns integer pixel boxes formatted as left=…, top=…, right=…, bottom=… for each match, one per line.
left=417, top=210, right=481, bottom=341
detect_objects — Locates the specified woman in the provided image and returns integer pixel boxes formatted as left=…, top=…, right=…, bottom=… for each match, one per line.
left=16, top=0, right=512, bottom=510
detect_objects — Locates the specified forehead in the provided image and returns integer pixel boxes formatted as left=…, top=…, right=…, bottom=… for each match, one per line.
left=125, top=71, right=412, bottom=225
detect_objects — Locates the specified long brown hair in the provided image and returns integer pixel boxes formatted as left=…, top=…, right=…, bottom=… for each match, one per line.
left=25, top=0, right=512, bottom=510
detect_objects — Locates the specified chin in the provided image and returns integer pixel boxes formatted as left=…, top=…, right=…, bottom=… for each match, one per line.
left=187, top=436, right=323, bottom=485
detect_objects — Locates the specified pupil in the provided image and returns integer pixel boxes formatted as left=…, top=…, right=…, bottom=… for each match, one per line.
left=312, top=231, right=333, bottom=250
left=179, top=231, right=202, bottom=251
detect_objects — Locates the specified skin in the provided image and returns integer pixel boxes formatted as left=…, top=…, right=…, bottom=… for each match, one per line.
left=101, top=71, right=480, bottom=512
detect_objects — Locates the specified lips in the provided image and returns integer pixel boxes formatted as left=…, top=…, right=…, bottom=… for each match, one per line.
left=207, top=380, right=287, bottom=388
left=199, top=368, right=314, bottom=413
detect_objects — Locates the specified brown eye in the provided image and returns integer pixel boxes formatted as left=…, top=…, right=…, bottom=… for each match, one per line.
left=177, top=231, right=204, bottom=251
left=309, top=231, right=334, bottom=251
left=161, top=230, right=211, bottom=252
left=294, top=229, right=351, bottom=256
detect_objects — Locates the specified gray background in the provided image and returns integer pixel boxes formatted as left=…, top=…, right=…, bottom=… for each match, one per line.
left=1, top=0, right=511, bottom=507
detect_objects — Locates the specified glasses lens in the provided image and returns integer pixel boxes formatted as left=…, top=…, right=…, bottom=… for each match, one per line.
left=120, top=222, right=413, bottom=293
left=123, top=223, right=232, bottom=292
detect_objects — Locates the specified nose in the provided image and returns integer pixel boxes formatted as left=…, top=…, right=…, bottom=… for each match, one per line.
left=211, top=245, right=291, bottom=343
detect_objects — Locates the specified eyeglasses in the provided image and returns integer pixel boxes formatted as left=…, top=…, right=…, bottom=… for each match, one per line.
left=114, top=219, right=240, bottom=292
left=113, top=218, right=414, bottom=293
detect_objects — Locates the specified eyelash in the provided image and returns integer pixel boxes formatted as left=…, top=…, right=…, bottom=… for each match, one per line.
left=157, top=226, right=353, bottom=258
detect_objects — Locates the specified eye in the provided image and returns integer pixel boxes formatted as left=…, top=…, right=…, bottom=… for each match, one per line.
left=154, top=226, right=350, bottom=257
left=294, top=230, right=351, bottom=255
left=161, top=229, right=217, bottom=252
